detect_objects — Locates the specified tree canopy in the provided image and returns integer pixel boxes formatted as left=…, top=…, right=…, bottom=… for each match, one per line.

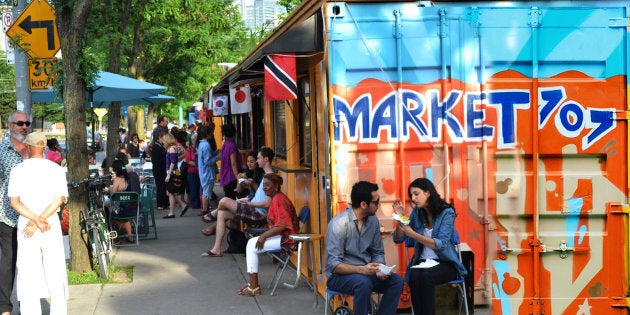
left=84, top=0, right=251, bottom=112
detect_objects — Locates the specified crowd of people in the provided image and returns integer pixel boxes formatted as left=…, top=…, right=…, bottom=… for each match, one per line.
left=0, top=109, right=467, bottom=314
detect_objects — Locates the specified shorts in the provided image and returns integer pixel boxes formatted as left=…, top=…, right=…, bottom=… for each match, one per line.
left=235, top=202, right=266, bottom=222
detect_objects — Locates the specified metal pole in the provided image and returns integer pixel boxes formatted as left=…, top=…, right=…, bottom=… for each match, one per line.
left=12, top=0, right=31, bottom=119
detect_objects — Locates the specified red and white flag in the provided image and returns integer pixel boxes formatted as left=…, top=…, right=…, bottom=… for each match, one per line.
left=229, top=84, right=252, bottom=114
left=264, top=53, right=297, bottom=101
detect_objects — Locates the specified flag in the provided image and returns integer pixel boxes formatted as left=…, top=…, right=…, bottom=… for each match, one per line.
left=229, top=84, right=252, bottom=114
left=264, top=53, right=297, bottom=101
left=212, top=95, right=228, bottom=116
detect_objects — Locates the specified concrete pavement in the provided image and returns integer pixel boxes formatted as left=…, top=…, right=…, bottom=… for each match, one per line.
left=65, top=206, right=325, bottom=315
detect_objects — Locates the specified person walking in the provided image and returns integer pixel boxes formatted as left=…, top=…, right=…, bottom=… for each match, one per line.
left=163, top=133, right=188, bottom=218
left=8, top=132, right=69, bottom=315
left=0, top=110, right=31, bottom=315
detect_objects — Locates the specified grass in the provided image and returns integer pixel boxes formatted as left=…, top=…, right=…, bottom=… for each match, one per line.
left=67, top=265, right=133, bottom=285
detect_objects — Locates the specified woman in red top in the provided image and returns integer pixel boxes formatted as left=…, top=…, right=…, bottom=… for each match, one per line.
left=239, top=173, right=298, bottom=296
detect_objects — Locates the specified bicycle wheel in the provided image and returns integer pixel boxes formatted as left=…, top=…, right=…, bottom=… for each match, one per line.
left=91, top=228, right=109, bottom=280
left=96, top=211, right=113, bottom=264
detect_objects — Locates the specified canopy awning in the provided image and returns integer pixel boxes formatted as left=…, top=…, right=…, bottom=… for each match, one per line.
left=210, top=7, right=324, bottom=95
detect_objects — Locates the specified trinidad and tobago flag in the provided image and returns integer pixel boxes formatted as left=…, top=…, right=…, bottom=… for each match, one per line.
left=264, top=53, right=297, bottom=101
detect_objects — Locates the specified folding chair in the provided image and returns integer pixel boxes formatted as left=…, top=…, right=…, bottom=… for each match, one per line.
left=449, top=230, right=470, bottom=315
left=109, top=191, right=140, bottom=246
left=247, top=206, right=318, bottom=299
left=139, top=185, right=158, bottom=240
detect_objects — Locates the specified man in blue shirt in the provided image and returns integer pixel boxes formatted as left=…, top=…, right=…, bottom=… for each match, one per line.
left=0, top=111, right=31, bottom=315
left=325, top=181, right=403, bottom=315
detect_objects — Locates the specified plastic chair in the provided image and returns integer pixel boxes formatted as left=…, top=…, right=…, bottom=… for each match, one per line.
left=139, top=184, right=158, bottom=240
left=109, top=191, right=140, bottom=246
left=404, top=231, right=469, bottom=315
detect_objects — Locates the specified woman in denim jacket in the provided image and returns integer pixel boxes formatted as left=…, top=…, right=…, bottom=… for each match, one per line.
left=393, top=178, right=467, bottom=314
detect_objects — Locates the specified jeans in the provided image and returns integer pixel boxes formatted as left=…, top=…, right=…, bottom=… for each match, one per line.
left=327, top=272, right=403, bottom=315
left=187, top=173, right=201, bottom=208
left=408, top=262, right=458, bottom=314
left=0, top=222, right=17, bottom=313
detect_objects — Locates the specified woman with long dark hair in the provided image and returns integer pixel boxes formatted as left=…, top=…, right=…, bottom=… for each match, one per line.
left=392, top=178, right=467, bottom=314
left=109, top=159, right=141, bottom=243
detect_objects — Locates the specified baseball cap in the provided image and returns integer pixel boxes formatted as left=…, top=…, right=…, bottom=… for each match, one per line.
left=24, top=132, right=47, bottom=148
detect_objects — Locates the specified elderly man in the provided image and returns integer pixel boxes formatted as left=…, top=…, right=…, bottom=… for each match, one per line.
left=0, top=111, right=30, bottom=315
left=9, top=132, right=69, bottom=315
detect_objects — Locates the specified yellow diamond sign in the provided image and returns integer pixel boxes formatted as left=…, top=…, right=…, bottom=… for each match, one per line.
left=5, top=0, right=60, bottom=59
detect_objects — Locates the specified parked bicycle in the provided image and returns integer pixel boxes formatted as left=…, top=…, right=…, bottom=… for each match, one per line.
left=67, top=173, right=115, bottom=279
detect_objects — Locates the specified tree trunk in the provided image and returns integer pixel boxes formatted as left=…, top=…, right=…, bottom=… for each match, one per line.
left=128, top=107, right=138, bottom=138
left=55, top=0, right=95, bottom=273
left=137, top=107, right=146, bottom=140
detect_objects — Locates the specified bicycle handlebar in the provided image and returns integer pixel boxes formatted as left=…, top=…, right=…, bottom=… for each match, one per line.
left=67, top=174, right=113, bottom=190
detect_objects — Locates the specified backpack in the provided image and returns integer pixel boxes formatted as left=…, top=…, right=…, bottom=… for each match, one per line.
left=226, top=228, right=248, bottom=254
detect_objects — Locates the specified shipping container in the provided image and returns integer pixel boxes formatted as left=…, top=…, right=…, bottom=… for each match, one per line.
left=208, top=1, right=630, bottom=313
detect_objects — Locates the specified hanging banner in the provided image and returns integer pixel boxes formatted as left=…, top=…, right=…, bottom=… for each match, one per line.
left=229, top=84, right=252, bottom=114
left=212, top=94, right=228, bottom=116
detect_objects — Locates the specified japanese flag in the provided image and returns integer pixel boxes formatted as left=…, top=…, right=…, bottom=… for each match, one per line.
left=212, top=95, right=228, bottom=116
left=229, top=84, right=252, bottom=114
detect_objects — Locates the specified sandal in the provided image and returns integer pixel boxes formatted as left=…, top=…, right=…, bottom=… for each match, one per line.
left=180, top=205, right=189, bottom=217
left=238, top=283, right=261, bottom=296
left=201, top=226, right=215, bottom=236
left=202, top=212, right=217, bottom=223
left=201, top=250, right=222, bottom=257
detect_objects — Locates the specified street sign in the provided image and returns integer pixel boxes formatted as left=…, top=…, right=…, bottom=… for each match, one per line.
left=28, top=58, right=57, bottom=90
left=5, top=0, right=60, bottom=59
left=2, top=12, right=15, bottom=65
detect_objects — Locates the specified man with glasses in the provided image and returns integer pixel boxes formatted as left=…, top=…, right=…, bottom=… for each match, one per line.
left=0, top=111, right=31, bottom=315
left=325, top=181, right=403, bottom=315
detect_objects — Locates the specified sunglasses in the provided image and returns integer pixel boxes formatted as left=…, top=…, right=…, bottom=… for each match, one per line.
left=11, top=121, right=31, bottom=127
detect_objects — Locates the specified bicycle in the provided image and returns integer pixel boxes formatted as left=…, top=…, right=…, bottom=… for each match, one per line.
left=68, top=173, right=115, bottom=279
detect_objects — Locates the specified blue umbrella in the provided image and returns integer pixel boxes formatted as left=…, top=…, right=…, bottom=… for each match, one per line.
left=90, top=94, right=175, bottom=108
left=31, top=70, right=166, bottom=103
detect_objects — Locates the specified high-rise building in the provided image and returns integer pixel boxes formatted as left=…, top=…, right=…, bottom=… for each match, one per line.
left=237, top=0, right=285, bottom=30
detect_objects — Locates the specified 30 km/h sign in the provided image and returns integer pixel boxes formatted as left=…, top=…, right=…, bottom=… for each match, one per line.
left=5, top=0, right=60, bottom=59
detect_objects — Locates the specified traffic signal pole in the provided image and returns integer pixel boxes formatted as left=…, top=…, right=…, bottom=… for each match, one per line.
left=12, top=0, right=31, bottom=118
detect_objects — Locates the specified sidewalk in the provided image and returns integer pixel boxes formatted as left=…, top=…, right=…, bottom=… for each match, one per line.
left=65, top=207, right=325, bottom=315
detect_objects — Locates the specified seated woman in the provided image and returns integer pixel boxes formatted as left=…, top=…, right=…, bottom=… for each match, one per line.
left=45, top=138, right=64, bottom=165
left=236, top=150, right=265, bottom=199
left=392, top=178, right=468, bottom=314
left=109, top=159, right=141, bottom=243
left=238, top=173, right=299, bottom=296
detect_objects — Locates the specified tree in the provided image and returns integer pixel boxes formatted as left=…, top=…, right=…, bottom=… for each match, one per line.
left=84, top=0, right=248, bottom=137
left=277, top=0, right=304, bottom=19
left=0, top=50, right=17, bottom=128
left=53, top=0, right=95, bottom=273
